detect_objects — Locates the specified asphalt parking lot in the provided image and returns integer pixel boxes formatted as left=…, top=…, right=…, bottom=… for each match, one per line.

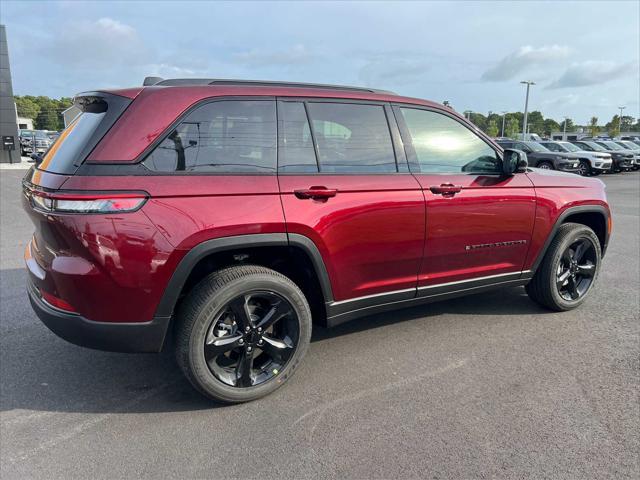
left=1, top=168, right=638, bottom=479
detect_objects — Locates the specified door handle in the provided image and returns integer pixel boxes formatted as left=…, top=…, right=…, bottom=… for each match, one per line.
left=294, top=186, right=338, bottom=200
left=429, top=184, right=462, bottom=197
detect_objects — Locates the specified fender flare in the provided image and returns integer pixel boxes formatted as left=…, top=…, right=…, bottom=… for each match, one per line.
left=529, top=205, right=610, bottom=274
left=154, top=233, right=334, bottom=318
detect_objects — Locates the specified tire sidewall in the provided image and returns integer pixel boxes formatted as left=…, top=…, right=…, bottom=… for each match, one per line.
left=545, top=227, right=601, bottom=310
left=186, top=273, right=311, bottom=403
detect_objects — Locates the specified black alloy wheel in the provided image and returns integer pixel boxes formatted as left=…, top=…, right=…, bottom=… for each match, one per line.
left=204, top=291, right=298, bottom=388
left=555, top=238, right=597, bottom=301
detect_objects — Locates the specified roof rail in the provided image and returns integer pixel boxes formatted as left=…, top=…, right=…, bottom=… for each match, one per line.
left=142, top=77, right=396, bottom=95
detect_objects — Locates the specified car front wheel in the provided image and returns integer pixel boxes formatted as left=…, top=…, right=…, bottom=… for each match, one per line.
left=526, top=223, right=601, bottom=311
left=175, top=265, right=312, bottom=403
left=576, top=160, right=590, bottom=176
left=537, top=161, right=553, bottom=170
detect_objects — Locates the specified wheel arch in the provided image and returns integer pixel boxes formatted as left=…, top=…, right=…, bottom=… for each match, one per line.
left=154, top=233, right=334, bottom=323
left=530, top=205, right=610, bottom=274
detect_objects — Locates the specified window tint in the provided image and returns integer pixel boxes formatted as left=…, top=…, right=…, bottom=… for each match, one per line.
left=38, top=112, right=105, bottom=174
left=306, top=103, right=397, bottom=173
left=278, top=102, right=318, bottom=173
left=544, top=143, right=561, bottom=152
left=145, top=100, right=276, bottom=173
left=400, top=108, right=500, bottom=174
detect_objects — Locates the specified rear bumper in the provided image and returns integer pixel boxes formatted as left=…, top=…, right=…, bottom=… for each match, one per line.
left=27, top=281, right=170, bottom=353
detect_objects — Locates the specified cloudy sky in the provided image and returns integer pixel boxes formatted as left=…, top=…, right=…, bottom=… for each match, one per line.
left=3, top=0, right=639, bottom=124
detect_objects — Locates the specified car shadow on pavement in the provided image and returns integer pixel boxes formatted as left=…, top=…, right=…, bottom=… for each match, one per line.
left=0, top=267, right=548, bottom=415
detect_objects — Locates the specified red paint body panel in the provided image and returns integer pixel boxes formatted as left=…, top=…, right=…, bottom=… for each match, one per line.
left=413, top=172, right=536, bottom=285
left=25, top=174, right=285, bottom=322
left=279, top=174, right=425, bottom=300
left=522, top=170, right=609, bottom=271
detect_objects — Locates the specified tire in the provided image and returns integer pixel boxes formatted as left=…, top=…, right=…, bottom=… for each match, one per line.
left=526, top=223, right=601, bottom=311
left=576, top=160, right=590, bottom=176
left=175, top=265, right=312, bottom=403
left=537, top=161, right=554, bottom=170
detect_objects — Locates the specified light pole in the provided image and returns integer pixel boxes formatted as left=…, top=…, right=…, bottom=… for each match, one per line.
left=618, top=106, right=626, bottom=135
left=562, top=116, right=569, bottom=140
left=520, top=81, right=535, bottom=138
left=501, top=111, right=507, bottom=137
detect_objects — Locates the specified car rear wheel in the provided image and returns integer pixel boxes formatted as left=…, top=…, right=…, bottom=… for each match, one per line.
left=175, top=265, right=311, bottom=403
left=526, top=223, right=601, bottom=311
left=537, top=161, right=553, bottom=170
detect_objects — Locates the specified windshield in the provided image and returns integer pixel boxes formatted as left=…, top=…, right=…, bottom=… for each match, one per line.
left=599, top=141, right=623, bottom=150
left=618, top=141, right=639, bottom=150
left=583, top=141, right=607, bottom=152
left=558, top=142, right=580, bottom=152
left=524, top=142, right=549, bottom=152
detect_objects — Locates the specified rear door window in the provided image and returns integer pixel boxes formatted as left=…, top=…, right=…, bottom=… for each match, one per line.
left=144, top=100, right=277, bottom=173
left=277, top=101, right=318, bottom=173
left=305, top=102, right=397, bottom=173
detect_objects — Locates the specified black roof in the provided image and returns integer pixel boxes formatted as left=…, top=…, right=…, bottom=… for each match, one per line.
left=142, top=77, right=396, bottom=95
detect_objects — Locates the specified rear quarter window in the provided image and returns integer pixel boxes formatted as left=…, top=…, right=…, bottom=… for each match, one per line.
left=37, top=94, right=132, bottom=175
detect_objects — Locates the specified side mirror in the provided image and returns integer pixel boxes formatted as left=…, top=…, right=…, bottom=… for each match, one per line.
left=502, top=149, right=528, bottom=175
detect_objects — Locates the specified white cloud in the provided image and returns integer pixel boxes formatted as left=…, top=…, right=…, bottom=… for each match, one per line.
left=482, top=45, right=570, bottom=81
left=547, top=61, right=638, bottom=89
left=46, top=17, right=149, bottom=67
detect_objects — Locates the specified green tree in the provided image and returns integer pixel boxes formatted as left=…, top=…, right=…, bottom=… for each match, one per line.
left=13, top=95, right=73, bottom=131
left=468, top=112, right=487, bottom=131
left=589, top=117, right=599, bottom=137
left=620, top=115, right=634, bottom=132
left=543, top=118, right=560, bottom=136
left=505, top=117, right=519, bottom=138
left=607, top=115, right=621, bottom=138
left=486, top=119, right=499, bottom=137
left=14, top=96, right=41, bottom=120
left=526, top=111, right=545, bottom=135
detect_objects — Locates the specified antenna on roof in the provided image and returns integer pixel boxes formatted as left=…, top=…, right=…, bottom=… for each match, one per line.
left=143, top=76, right=164, bottom=86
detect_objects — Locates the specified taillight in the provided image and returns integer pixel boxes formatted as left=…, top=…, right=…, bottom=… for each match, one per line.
left=40, top=288, right=78, bottom=313
left=31, top=191, right=147, bottom=214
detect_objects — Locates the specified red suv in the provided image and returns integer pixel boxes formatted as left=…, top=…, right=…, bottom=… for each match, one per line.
left=23, top=79, right=611, bottom=403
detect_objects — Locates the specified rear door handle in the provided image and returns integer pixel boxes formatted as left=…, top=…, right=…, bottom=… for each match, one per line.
left=294, top=187, right=338, bottom=200
left=429, top=184, right=462, bottom=197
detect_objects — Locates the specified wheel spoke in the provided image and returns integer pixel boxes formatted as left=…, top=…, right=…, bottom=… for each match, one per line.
left=573, top=240, right=589, bottom=262
left=204, top=334, right=243, bottom=361
left=261, top=334, right=293, bottom=362
left=228, top=295, right=253, bottom=329
left=567, top=277, right=579, bottom=299
left=256, top=300, right=291, bottom=331
left=562, top=249, right=573, bottom=264
left=235, top=349, right=254, bottom=387
left=577, top=263, right=596, bottom=277
left=556, top=269, right=571, bottom=289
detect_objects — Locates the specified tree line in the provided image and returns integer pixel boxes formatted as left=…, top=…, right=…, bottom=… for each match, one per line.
left=463, top=110, right=639, bottom=138
left=15, top=94, right=640, bottom=138
left=14, top=96, right=73, bottom=131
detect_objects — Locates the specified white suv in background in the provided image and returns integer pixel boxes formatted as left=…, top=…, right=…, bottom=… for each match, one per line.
left=539, top=141, right=612, bottom=176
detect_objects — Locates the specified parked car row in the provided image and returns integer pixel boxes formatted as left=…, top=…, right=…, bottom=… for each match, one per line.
left=18, top=129, right=57, bottom=156
left=496, top=138, right=640, bottom=176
